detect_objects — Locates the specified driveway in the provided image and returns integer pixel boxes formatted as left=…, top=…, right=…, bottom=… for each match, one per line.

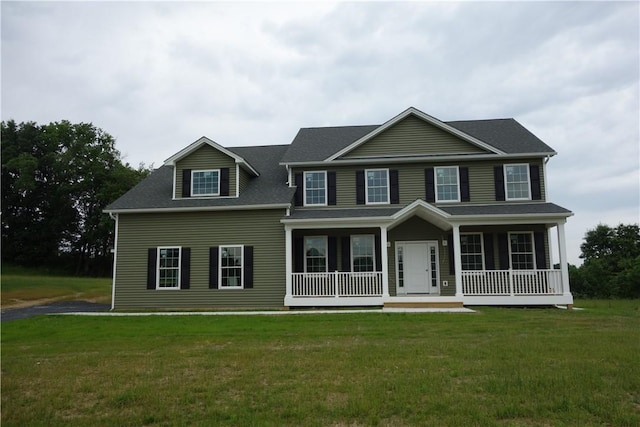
left=1, top=301, right=110, bottom=322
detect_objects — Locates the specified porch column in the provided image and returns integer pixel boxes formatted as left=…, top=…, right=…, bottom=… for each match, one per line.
left=284, top=225, right=293, bottom=302
left=556, top=221, right=572, bottom=296
left=452, top=224, right=463, bottom=297
left=380, top=226, right=390, bottom=298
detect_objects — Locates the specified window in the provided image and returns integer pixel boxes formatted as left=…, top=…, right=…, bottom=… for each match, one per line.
left=509, top=233, right=535, bottom=269
left=397, top=246, right=404, bottom=288
left=504, top=164, right=530, bottom=200
left=352, top=235, right=375, bottom=272
left=305, top=236, right=327, bottom=272
left=366, top=169, right=389, bottom=204
left=460, top=234, right=484, bottom=271
left=192, top=169, right=220, bottom=196
left=435, top=166, right=460, bottom=202
left=220, top=245, right=243, bottom=288
left=304, top=171, right=327, bottom=206
left=158, top=247, right=181, bottom=289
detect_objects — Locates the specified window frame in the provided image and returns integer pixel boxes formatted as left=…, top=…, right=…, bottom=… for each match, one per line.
left=303, top=171, right=328, bottom=206
left=365, top=168, right=390, bottom=205
left=304, top=236, right=328, bottom=273
left=156, top=246, right=181, bottom=290
left=351, top=234, right=376, bottom=272
left=508, top=232, right=535, bottom=270
left=219, top=244, right=244, bottom=289
left=504, top=164, right=531, bottom=201
left=434, top=166, right=460, bottom=203
left=191, top=169, right=221, bottom=197
left=460, top=233, right=485, bottom=271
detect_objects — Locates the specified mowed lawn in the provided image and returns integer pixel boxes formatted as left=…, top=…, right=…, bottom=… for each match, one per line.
left=2, top=301, right=639, bottom=426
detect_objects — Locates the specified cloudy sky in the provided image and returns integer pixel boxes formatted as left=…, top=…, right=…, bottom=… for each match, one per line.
left=2, top=1, right=639, bottom=265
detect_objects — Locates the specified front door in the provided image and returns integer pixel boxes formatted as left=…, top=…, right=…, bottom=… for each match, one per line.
left=396, top=241, right=440, bottom=295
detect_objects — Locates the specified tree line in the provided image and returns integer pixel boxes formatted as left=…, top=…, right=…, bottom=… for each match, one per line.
left=1, top=120, right=150, bottom=276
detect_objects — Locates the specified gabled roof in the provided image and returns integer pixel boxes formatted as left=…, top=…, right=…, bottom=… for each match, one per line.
left=164, top=136, right=260, bottom=176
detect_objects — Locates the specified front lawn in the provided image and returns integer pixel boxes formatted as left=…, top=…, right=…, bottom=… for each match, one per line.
left=2, top=301, right=639, bottom=426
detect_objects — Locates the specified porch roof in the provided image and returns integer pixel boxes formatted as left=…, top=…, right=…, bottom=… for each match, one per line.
left=439, top=203, right=572, bottom=216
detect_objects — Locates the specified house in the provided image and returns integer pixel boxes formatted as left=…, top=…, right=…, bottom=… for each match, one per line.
left=105, top=107, right=574, bottom=310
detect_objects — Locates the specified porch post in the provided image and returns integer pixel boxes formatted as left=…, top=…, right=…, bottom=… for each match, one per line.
left=285, top=225, right=293, bottom=303
left=380, top=225, right=390, bottom=298
left=452, top=224, right=463, bottom=297
left=556, top=221, right=572, bottom=296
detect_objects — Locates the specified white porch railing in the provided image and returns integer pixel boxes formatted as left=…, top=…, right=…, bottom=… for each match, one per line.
left=292, top=272, right=383, bottom=298
left=462, top=269, right=564, bottom=295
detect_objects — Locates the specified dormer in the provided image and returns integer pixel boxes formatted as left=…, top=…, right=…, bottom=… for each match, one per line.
left=164, top=137, right=259, bottom=199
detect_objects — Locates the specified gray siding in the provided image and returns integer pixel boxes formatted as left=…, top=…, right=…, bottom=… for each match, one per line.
left=114, top=209, right=286, bottom=309
left=175, top=145, right=237, bottom=198
left=343, top=115, right=488, bottom=158
left=239, top=167, right=252, bottom=194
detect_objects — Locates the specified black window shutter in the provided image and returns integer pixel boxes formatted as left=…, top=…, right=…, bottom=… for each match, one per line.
left=182, top=169, right=192, bottom=198
left=534, top=232, right=547, bottom=269
left=294, top=237, right=304, bottom=273
left=390, top=169, right=400, bottom=204
left=375, top=234, right=382, bottom=272
left=244, top=246, right=254, bottom=288
left=327, top=171, right=337, bottom=205
left=483, top=233, right=495, bottom=270
left=328, top=236, right=337, bottom=271
left=294, top=173, right=303, bottom=206
left=209, top=247, right=219, bottom=289
left=356, top=170, right=365, bottom=205
left=147, top=248, right=157, bottom=289
left=425, top=168, right=435, bottom=203
left=497, top=233, right=510, bottom=270
left=180, top=248, right=191, bottom=289
left=460, top=167, right=470, bottom=202
left=447, top=234, right=455, bottom=275
left=341, top=236, right=351, bottom=272
left=530, top=165, right=541, bottom=200
left=494, top=166, right=505, bottom=201
left=220, top=168, right=230, bottom=196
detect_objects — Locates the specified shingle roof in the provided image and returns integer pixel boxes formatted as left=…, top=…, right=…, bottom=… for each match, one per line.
left=439, top=203, right=572, bottom=216
left=105, top=145, right=293, bottom=212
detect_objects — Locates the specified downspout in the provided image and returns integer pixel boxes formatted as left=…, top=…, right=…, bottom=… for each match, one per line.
left=109, top=212, right=119, bottom=311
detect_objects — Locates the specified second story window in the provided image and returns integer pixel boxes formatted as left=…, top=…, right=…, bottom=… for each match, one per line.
left=366, top=169, right=389, bottom=204
left=435, top=166, right=460, bottom=202
left=504, top=164, right=530, bottom=200
left=192, top=170, right=220, bottom=196
left=304, top=171, right=327, bottom=206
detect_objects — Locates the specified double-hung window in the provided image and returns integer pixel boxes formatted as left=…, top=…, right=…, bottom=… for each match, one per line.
left=366, top=169, right=389, bottom=204
left=304, top=236, right=327, bottom=273
left=192, top=169, right=220, bottom=196
left=220, top=245, right=243, bottom=288
left=351, top=235, right=375, bottom=272
left=509, top=232, right=535, bottom=269
left=304, top=171, right=327, bottom=206
left=504, top=164, right=530, bottom=200
left=460, top=234, right=484, bottom=271
left=435, top=166, right=460, bottom=202
left=157, top=247, right=181, bottom=289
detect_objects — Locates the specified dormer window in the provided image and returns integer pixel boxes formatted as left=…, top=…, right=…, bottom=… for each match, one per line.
left=192, top=170, right=220, bottom=196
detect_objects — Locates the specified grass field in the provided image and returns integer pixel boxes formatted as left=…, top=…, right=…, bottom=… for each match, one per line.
left=2, top=300, right=639, bottom=426
left=1, top=264, right=111, bottom=307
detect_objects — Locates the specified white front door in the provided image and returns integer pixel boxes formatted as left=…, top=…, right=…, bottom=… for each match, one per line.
left=396, top=241, right=440, bottom=295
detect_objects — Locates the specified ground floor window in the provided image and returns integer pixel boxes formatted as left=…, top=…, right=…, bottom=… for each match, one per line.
left=220, top=245, right=243, bottom=288
left=460, top=233, right=484, bottom=270
left=351, top=235, right=375, bottom=272
left=509, top=232, right=535, bottom=269
left=158, top=247, right=181, bottom=289
left=305, top=236, right=327, bottom=272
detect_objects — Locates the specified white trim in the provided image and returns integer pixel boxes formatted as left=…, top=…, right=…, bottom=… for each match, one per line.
left=235, top=164, right=240, bottom=197
left=285, top=225, right=293, bottom=302
left=453, top=225, right=463, bottom=297
left=380, top=226, right=390, bottom=298
left=288, top=166, right=293, bottom=187
left=504, top=163, right=531, bottom=201
left=350, top=234, right=376, bottom=272
left=463, top=295, right=573, bottom=306
left=156, top=246, right=182, bottom=290
left=285, top=296, right=384, bottom=307
left=508, top=231, right=535, bottom=270
left=460, top=232, right=485, bottom=271
left=191, top=169, right=221, bottom=197
left=434, top=166, right=461, bottom=203
left=110, top=214, right=119, bottom=310
left=105, top=203, right=290, bottom=214
left=557, top=221, right=571, bottom=296
left=219, top=244, right=244, bottom=289
left=326, top=107, right=505, bottom=161
left=365, top=168, right=390, bottom=205
left=303, top=171, right=328, bottom=207
left=172, top=168, right=177, bottom=200
left=395, top=240, right=440, bottom=295
left=304, top=236, right=328, bottom=273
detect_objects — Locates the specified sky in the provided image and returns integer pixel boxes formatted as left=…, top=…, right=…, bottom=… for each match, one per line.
left=2, top=1, right=639, bottom=265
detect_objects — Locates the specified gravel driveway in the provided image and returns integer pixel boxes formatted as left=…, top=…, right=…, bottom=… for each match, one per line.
left=1, top=301, right=110, bottom=322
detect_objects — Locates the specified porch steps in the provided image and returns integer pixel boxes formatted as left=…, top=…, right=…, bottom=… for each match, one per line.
left=384, top=301, right=464, bottom=309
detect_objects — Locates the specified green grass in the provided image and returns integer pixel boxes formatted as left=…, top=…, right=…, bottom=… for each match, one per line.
left=2, top=301, right=639, bottom=426
left=1, top=264, right=111, bottom=307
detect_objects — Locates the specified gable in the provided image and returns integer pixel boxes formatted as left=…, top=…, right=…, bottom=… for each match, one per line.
left=341, top=114, right=490, bottom=159
left=175, top=144, right=237, bottom=198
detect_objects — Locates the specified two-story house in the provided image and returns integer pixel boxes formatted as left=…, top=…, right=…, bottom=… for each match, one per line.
left=105, top=107, right=574, bottom=310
